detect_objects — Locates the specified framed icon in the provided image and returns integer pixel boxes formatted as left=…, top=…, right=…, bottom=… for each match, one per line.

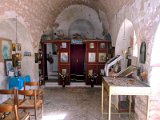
left=12, top=43, right=16, bottom=51
left=17, top=61, right=21, bottom=69
left=139, top=42, right=146, bottom=64
left=100, top=69, right=105, bottom=75
left=4, top=59, right=13, bottom=75
left=35, top=53, right=39, bottom=63
left=88, top=53, right=96, bottom=62
left=0, top=38, right=12, bottom=62
left=61, top=42, right=67, bottom=48
left=88, top=69, right=93, bottom=76
left=62, top=69, right=67, bottom=75
left=90, top=43, right=94, bottom=48
left=99, top=53, right=106, bottom=62
left=60, top=52, right=68, bottom=63
left=16, top=43, right=21, bottom=51
left=100, top=43, right=105, bottom=49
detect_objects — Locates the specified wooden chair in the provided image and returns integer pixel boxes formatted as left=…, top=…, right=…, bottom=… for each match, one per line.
left=0, top=104, right=30, bottom=120
left=0, top=89, right=15, bottom=105
left=0, top=89, right=23, bottom=106
left=17, top=90, right=43, bottom=120
left=24, top=82, right=44, bottom=100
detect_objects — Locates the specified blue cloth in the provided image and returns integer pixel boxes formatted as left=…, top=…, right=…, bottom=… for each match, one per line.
left=24, top=75, right=31, bottom=82
left=8, top=75, right=31, bottom=90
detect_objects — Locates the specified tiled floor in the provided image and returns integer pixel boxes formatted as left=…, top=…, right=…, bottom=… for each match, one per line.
left=36, top=87, right=135, bottom=120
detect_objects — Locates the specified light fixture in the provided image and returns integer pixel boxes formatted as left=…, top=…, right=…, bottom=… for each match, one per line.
left=16, top=16, right=18, bottom=44
left=123, top=8, right=126, bottom=41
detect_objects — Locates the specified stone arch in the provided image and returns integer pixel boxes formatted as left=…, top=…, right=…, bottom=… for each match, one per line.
left=150, top=23, right=160, bottom=86
left=68, top=19, right=94, bottom=39
left=115, top=19, right=137, bottom=56
left=148, top=22, right=160, bottom=120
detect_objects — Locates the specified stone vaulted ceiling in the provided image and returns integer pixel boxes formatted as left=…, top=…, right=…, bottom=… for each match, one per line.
left=0, top=0, right=134, bottom=43
left=45, top=0, right=134, bottom=23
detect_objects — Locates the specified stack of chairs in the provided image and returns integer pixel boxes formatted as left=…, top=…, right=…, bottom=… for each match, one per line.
left=0, top=89, right=30, bottom=120
left=18, top=81, right=44, bottom=120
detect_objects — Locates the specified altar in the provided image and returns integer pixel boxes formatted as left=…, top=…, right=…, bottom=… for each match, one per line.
left=101, top=77, right=151, bottom=120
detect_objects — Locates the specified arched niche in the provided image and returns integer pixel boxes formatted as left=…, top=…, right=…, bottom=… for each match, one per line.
left=115, top=19, right=137, bottom=56
left=55, top=5, right=105, bottom=39
left=0, top=18, right=36, bottom=86
left=68, top=19, right=94, bottom=39
left=115, top=19, right=138, bottom=66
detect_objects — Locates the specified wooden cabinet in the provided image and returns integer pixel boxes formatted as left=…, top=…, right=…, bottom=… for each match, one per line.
left=85, top=40, right=111, bottom=85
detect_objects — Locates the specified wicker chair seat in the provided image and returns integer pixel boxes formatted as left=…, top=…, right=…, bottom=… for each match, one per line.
left=19, top=99, right=42, bottom=108
left=3, top=98, right=23, bottom=105
left=4, top=111, right=29, bottom=120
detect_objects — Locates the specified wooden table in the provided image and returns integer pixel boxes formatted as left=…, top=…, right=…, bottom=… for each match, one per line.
left=101, top=77, right=151, bottom=120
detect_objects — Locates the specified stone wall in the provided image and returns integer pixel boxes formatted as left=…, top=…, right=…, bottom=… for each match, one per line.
left=110, top=0, right=160, bottom=119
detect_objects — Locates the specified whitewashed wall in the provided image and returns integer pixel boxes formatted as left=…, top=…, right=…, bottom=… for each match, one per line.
left=0, top=13, right=38, bottom=98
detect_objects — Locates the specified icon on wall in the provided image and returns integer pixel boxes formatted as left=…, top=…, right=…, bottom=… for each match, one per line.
left=100, top=43, right=106, bottom=49
left=16, top=43, right=21, bottom=51
left=90, top=43, right=94, bottom=49
left=99, top=53, right=106, bottom=62
left=60, top=52, right=68, bottom=63
left=88, top=53, right=96, bottom=62
left=139, top=42, right=146, bottom=64
left=4, top=59, right=14, bottom=76
left=61, top=42, right=67, bottom=48
left=0, top=38, right=12, bottom=62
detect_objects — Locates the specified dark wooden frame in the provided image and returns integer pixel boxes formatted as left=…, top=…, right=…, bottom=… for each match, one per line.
left=4, top=59, right=13, bottom=76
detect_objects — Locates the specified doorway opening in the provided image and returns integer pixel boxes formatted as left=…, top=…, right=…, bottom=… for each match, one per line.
left=45, top=43, right=58, bottom=83
left=70, top=44, right=86, bottom=82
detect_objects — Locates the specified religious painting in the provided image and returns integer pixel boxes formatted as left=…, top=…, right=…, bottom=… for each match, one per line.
left=99, top=53, right=106, bottom=62
left=100, top=69, right=105, bottom=76
left=12, top=43, right=16, bottom=51
left=17, top=61, right=21, bottom=69
left=88, top=53, right=96, bottom=62
left=127, top=47, right=131, bottom=57
left=61, top=42, right=67, bottom=48
left=16, top=43, right=21, bottom=51
left=139, top=42, right=146, bottom=64
left=88, top=69, right=93, bottom=76
left=60, top=52, right=68, bottom=63
left=90, top=43, right=94, bottom=49
left=4, top=59, right=14, bottom=76
left=35, top=53, right=39, bottom=63
left=100, top=43, right=106, bottom=49
left=0, top=38, right=12, bottom=62
left=12, top=54, right=18, bottom=67
left=16, top=53, right=22, bottom=61
left=62, top=69, right=67, bottom=75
